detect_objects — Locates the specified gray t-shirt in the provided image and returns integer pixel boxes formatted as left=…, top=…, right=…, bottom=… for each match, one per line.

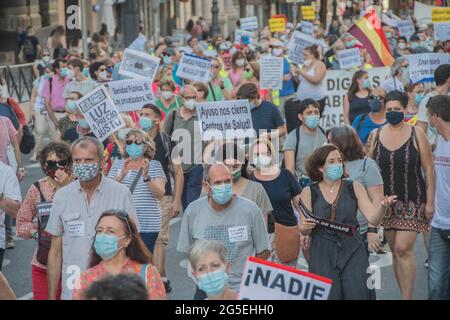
left=283, top=126, right=327, bottom=179
left=177, top=196, right=271, bottom=291
left=346, top=158, right=383, bottom=234
left=63, top=78, right=100, bottom=98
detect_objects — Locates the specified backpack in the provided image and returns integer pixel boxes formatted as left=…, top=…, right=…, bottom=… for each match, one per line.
left=22, top=37, right=36, bottom=58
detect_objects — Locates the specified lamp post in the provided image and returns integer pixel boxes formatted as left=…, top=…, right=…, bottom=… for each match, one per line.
left=122, top=0, right=140, bottom=47
left=211, top=0, right=221, bottom=36
left=332, top=0, right=337, bottom=20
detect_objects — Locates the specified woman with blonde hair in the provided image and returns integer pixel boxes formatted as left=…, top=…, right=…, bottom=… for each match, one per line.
left=47, top=26, right=67, bottom=59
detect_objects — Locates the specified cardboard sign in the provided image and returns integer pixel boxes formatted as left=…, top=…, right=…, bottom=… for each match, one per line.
left=321, top=67, right=390, bottom=129
left=269, top=18, right=286, bottom=33
left=287, top=31, right=316, bottom=65
left=119, top=48, right=160, bottom=80
left=301, top=6, right=315, bottom=21
left=196, top=99, right=254, bottom=141
left=240, top=16, right=259, bottom=31
left=259, top=56, right=284, bottom=90
left=300, top=20, right=314, bottom=36
left=176, top=53, right=212, bottom=83
left=235, top=29, right=256, bottom=45
left=432, top=7, right=450, bottom=23
left=239, top=257, right=332, bottom=300
left=397, top=20, right=415, bottom=40
left=108, top=78, right=156, bottom=112
left=337, top=48, right=362, bottom=70
left=434, top=22, right=450, bottom=41
left=76, top=85, right=125, bottom=141
left=408, top=53, right=450, bottom=83
left=36, top=202, right=52, bottom=240
left=128, top=34, right=147, bottom=52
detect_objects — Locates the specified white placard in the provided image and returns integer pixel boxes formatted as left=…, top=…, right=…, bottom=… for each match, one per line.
left=397, top=20, right=415, bottom=40
left=119, top=48, right=160, bottom=80
left=240, top=16, right=259, bottom=31
left=434, top=22, right=450, bottom=41
left=300, top=20, right=314, bottom=36
left=108, top=78, right=156, bottom=112
left=238, top=257, right=332, bottom=300
left=196, top=99, right=254, bottom=141
left=408, top=53, right=450, bottom=83
left=235, top=29, right=255, bottom=44
left=287, top=31, right=316, bottom=65
left=175, top=53, right=212, bottom=83
left=259, top=56, right=284, bottom=90
left=75, top=85, right=125, bottom=141
left=382, top=14, right=398, bottom=27
left=321, top=67, right=391, bottom=129
left=414, top=1, right=436, bottom=25
left=128, top=34, right=147, bottom=52
left=337, top=48, right=362, bottom=70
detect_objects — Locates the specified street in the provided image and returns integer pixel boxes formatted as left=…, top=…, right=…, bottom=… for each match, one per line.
left=3, top=153, right=429, bottom=300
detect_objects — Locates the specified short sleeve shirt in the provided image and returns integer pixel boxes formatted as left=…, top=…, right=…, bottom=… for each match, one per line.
left=0, top=116, right=17, bottom=165
left=0, top=162, right=21, bottom=249
left=251, top=101, right=285, bottom=134
left=63, top=78, right=100, bottom=98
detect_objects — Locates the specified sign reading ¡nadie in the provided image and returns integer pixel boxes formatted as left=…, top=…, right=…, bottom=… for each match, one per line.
left=239, top=257, right=332, bottom=300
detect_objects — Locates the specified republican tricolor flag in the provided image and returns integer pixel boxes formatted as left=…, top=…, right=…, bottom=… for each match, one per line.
left=348, top=9, right=394, bottom=67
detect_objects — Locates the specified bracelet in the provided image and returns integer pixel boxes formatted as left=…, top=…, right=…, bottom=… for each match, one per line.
left=367, top=227, right=379, bottom=234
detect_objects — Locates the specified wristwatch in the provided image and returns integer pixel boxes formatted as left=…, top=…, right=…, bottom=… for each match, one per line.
left=143, top=177, right=151, bottom=183
left=367, top=227, right=379, bottom=234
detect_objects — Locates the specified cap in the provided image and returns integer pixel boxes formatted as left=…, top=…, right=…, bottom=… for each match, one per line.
left=241, top=35, right=251, bottom=45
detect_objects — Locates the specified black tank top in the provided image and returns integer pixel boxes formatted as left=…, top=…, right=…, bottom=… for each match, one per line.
left=349, top=95, right=370, bottom=125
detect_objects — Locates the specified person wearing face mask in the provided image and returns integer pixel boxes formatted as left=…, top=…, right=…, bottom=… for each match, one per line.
left=63, top=58, right=100, bottom=98
left=404, top=83, right=425, bottom=125
left=409, top=34, right=431, bottom=54
left=249, top=140, right=302, bottom=266
left=380, top=58, right=407, bottom=94
left=228, top=51, right=246, bottom=87
left=42, top=59, right=70, bottom=130
left=155, top=80, right=181, bottom=122
left=46, top=136, right=138, bottom=300
left=284, top=99, right=327, bottom=187
left=72, top=210, right=166, bottom=300
left=16, top=142, right=74, bottom=300
left=30, top=66, right=55, bottom=162
left=294, top=45, right=327, bottom=116
left=394, top=37, right=409, bottom=58
left=54, top=91, right=81, bottom=144
left=189, top=240, right=238, bottom=300
left=240, top=61, right=270, bottom=100
left=177, top=163, right=271, bottom=300
left=298, top=144, right=397, bottom=299
left=366, top=90, right=435, bottom=300
left=89, top=61, right=108, bottom=83
left=208, top=58, right=233, bottom=101
left=33, top=48, right=52, bottom=78
left=352, top=88, right=387, bottom=145
left=109, top=130, right=166, bottom=256
left=343, top=70, right=371, bottom=125
left=164, top=85, right=205, bottom=211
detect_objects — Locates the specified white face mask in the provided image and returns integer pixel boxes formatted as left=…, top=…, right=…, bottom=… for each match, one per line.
left=254, top=155, right=271, bottom=169
left=99, top=71, right=108, bottom=80
left=272, top=48, right=283, bottom=57
left=184, top=99, right=196, bottom=110
left=67, top=69, right=75, bottom=79
left=236, top=58, right=245, bottom=67
left=303, top=59, right=312, bottom=67
left=161, top=91, right=173, bottom=100
left=42, top=56, right=51, bottom=63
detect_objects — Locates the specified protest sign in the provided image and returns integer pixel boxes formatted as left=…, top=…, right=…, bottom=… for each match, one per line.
left=259, top=56, right=284, bottom=90
left=300, top=20, right=314, bottom=36
left=235, top=29, right=256, bottom=45
left=176, top=53, right=212, bottom=83
left=128, top=34, right=147, bottom=52
left=434, top=22, right=450, bottom=41
left=382, top=14, right=399, bottom=27
left=76, top=85, right=125, bottom=141
left=337, top=48, right=362, bottom=70
left=119, top=48, right=160, bottom=80
left=108, top=78, right=156, bottom=112
left=239, top=257, right=332, bottom=300
left=287, top=31, right=316, bottom=65
left=301, top=6, right=315, bottom=21
left=414, top=1, right=435, bottom=24
left=196, top=100, right=254, bottom=141
left=269, top=18, right=286, bottom=33
left=240, top=16, right=259, bottom=31
left=408, top=53, right=450, bottom=83
left=321, top=67, right=390, bottom=129
left=432, top=7, right=450, bottom=23
left=397, top=20, right=415, bottom=40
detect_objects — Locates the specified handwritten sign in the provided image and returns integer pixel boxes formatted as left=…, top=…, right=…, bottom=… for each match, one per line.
left=434, top=22, right=450, bottom=41
left=259, top=56, right=284, bottom=90
left=301, top=6, right=315, bottom=21
left=176, top=53, right=212, bottom=83
left=287, top=31, right=316, bottom=65
left=432, top=7, right=450, bottom=22
left=408, top=53, right=450, bottom=83
left=240, top=16, right=259, bottom=31
left=269, top=18, right=286, bottom=33
left=397, top=20, right=415, bottom=40
left=300, top=20, right=314, bottom=36
left=108, top=78, right=156, bottom=112
left=337, top=48, right=362, bottom=69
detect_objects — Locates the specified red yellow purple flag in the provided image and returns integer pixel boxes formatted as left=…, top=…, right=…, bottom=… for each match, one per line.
left=348, top=9, right=394, bottom=67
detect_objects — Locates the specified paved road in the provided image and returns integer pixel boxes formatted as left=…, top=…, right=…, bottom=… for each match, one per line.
left=3, top=153, right=430, bottom=300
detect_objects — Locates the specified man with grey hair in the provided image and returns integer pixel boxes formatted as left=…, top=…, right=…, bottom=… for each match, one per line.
left=177, top=163, right=271, bottom=299
left=164, top=85, right=204, bottom=211
left=46, top=136, right=138, bottom=300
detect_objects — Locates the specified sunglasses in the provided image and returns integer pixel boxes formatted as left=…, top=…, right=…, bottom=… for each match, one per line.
left=211, top=65, right=220, bottom=69
left=45, top=160, right=68, bottom=168
left=99, top=68, right=106, bottom=71
left=104, top=209, right=133, bottom=235
left=126, top=140, right=142, bottom=145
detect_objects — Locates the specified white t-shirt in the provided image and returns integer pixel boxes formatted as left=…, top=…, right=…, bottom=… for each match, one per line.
left=417, top=91, right=438, bottom=145
left=432, top=134, right=450, bottom=230
left=0, top=161, right=22, bottom=249
left=380, top=77, right=405, bottom=93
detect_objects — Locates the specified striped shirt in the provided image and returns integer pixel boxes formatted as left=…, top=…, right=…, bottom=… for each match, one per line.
left=109, top=159, right=166, bottom=233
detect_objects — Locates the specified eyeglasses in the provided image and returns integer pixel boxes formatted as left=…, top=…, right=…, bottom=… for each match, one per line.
left=126, top=140, right=142, bottom=145
left=106, top=209, right=133, bottom=235
left=45, top=160, right=68, bottom=168
left=244, top=68, right=252, bottom=72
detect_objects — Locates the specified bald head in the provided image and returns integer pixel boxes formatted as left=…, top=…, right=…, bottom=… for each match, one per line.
left=203, top=163, right=231, bottom=185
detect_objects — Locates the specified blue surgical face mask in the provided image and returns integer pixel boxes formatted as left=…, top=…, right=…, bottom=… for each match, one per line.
left=415, top=93, right=425, bottom=105
left=325, top=163, right=344, bottom=181
left=73, top=163, right=100, bottom=182
left=386, top=111, right=405, bottom=125
left=197, top=268, right=229, bottom=297
left=139, top=117, right=154, bottom=132
left=107, top=66, right=114, bottom=74
left=163, top=56, right=172, bottom=64
left=94, top=233, right=126, bottom=261
left=60, top=67, right=69, bottom=78
left=83, top=67, right=90, bottom=78
left=429, top=124, right=438, bottom=136
left=303, top=115, right=320, bottom=129
left=126, top=143, right=144, bottom=159
left=210, top=183, right=233, bottom=205
left=361, top=78, right=371, bottom=89
left=78, top=118, right=90, bottom=129
left=66, top=100, right=78, bottom=113
left=249, top=102, right=256, bottom=110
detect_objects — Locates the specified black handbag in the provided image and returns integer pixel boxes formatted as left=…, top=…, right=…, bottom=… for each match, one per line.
left=20, top=124, right=35, bottom=154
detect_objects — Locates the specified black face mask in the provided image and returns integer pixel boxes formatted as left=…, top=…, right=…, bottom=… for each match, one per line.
left=369, top=96, right=382, bottom=113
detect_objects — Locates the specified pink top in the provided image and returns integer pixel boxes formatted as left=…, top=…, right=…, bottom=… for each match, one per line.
left=0, top=116, right=17, bottom=165
left=16, top=178, right=56, bottom=270
left=228, top=68, right=243, bottom=87
left=42, top=75, right=70, bottom=111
